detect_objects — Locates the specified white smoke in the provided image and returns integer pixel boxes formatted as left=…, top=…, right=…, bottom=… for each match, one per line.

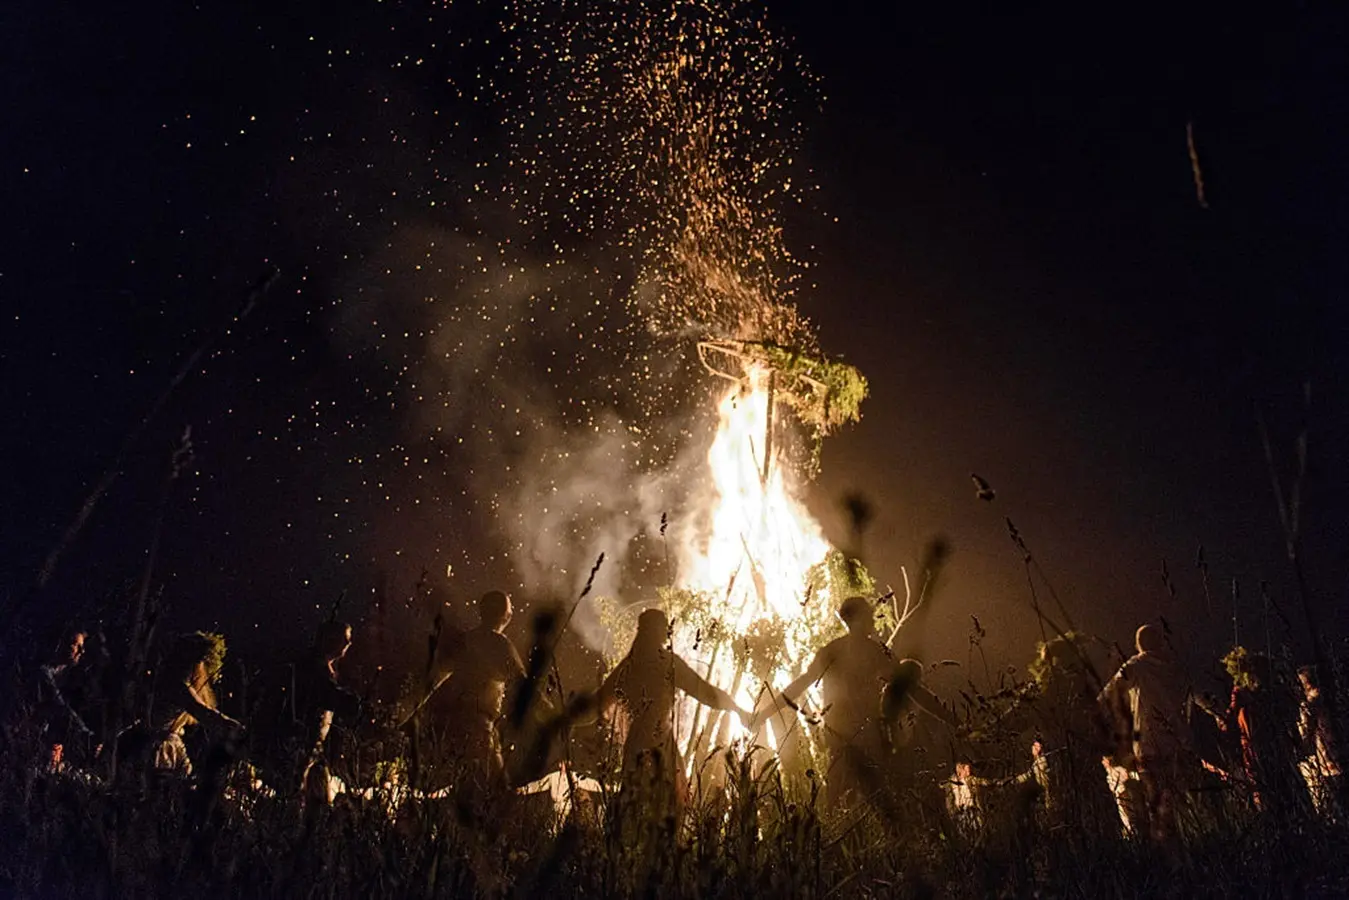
left=331, top=222, right=712, bottom=649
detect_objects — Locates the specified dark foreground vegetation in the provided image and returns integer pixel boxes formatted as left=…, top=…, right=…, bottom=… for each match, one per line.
left=4, top=610, right=1349, bottom=900
left=0, top=754, right=1344, bottom=899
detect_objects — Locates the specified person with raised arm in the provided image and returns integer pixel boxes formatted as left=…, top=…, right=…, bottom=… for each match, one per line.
left=771, top=595, right=954, bottom=809
left=597, top=608, right=752, bottom=814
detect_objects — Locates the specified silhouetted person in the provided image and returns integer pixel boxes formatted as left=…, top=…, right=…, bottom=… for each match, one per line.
left=1297, top=665, right=1342, bottom=816
left=143, top=631, right=241, bottom=777
left=774, top=596, right=953, bottom=809
left=38, top=630, right=94, bottom=771
left=1206, top=652, right=1300, bottom=814
left=255, top=621, right=360, bottom=805
left=427, top=590, right=527, bottom=795
left=1026, top=635, right=1115, bottom=835
left=883, top=658, right=958, bottom=800
left=596, top=608, right=751, bottom=815
left=1099, top=624, right=1194, bottom=844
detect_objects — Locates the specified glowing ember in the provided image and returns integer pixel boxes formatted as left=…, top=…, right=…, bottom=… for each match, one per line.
left=494, top=0, right=867, bottom=770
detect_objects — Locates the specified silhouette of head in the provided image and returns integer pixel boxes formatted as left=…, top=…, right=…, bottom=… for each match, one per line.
left=881, top=658, right=924, bottom=722
left=478, top=590, right=513, bottom=631
left=837, top=596, right=873, bottom=635
left=1037, top=634, right=1091, bottom=680
left=1134, top=623, right=1169, bottom=656
left=635, top=608, right=670, bottom=649
left=315, top=620, right=353, bottom=663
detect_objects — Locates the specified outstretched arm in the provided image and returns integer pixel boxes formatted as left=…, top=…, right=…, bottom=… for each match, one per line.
left=574, top=662, right=624, bottom=728
left=177, top=679, right=240, bottom=732
left=781, top=645, right=833, bottom=707
left=673, top=656, right=746, bottom=715
left=1191, top=689, right=1229, bottom=730
left=1096, top=664, right=1129, bottom=716
left=1096, top=663, right=1140, bottom=762
left=906, top=681, right=957, bottom=728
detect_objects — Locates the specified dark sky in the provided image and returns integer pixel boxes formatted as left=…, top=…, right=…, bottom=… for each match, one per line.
left=3, top=1, right=1346, bottom=680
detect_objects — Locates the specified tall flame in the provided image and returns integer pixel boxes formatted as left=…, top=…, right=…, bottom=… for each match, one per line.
left=673, top=365, right=836, bottom=758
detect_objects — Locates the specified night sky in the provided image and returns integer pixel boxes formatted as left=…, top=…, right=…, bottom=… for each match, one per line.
left=3, top=1, right=1346, bottom=683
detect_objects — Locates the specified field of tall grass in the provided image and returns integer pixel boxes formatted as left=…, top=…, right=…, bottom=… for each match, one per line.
left=4, top=615, right=1347, bottom=900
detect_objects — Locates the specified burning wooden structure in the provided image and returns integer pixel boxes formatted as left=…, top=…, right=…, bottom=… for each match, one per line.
left=629, top=338, right=873, bottom=776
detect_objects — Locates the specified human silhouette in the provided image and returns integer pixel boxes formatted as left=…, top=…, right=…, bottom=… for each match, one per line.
left=1098, top=623, right=1194, bottom=844
left=772, top=595, right=953, bottom=809
left=426, top=590, right=527, bottom=795
left=38, top=630, right=95, bottom=770
left=596, top=608, right=751, bottom=814
left=1297, top=665, right=1342, bottom=815
left=1204, top=651, right=1299, bottom=815
left=254, top=620, right=360, bottom=804
left=144, top=631, right=241, bottom=777
left=1025, top=635, right=1116, bottom=835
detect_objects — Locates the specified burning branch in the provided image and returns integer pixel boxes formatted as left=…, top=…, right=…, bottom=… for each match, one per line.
left=696, top=339, right=867, bottom=436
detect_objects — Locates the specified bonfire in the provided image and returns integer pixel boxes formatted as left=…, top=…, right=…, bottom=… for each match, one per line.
left=601, top=338, right=869, bottom=779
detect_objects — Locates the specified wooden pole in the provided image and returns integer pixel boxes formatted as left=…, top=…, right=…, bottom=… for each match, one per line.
left=761, top=370, right=776, bottom=488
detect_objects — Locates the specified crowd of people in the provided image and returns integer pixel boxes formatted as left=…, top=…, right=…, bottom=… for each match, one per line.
left=24, top=589, right=1347, bottom=850
left=955, top=624, right=1344, bottom=847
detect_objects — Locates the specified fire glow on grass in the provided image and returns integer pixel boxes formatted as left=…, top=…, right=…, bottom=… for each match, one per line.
left=672, top=365, right=837, bottom=762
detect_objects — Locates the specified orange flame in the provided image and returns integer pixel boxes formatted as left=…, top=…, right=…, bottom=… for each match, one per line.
left=674, top=365, right=835, bottom=757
